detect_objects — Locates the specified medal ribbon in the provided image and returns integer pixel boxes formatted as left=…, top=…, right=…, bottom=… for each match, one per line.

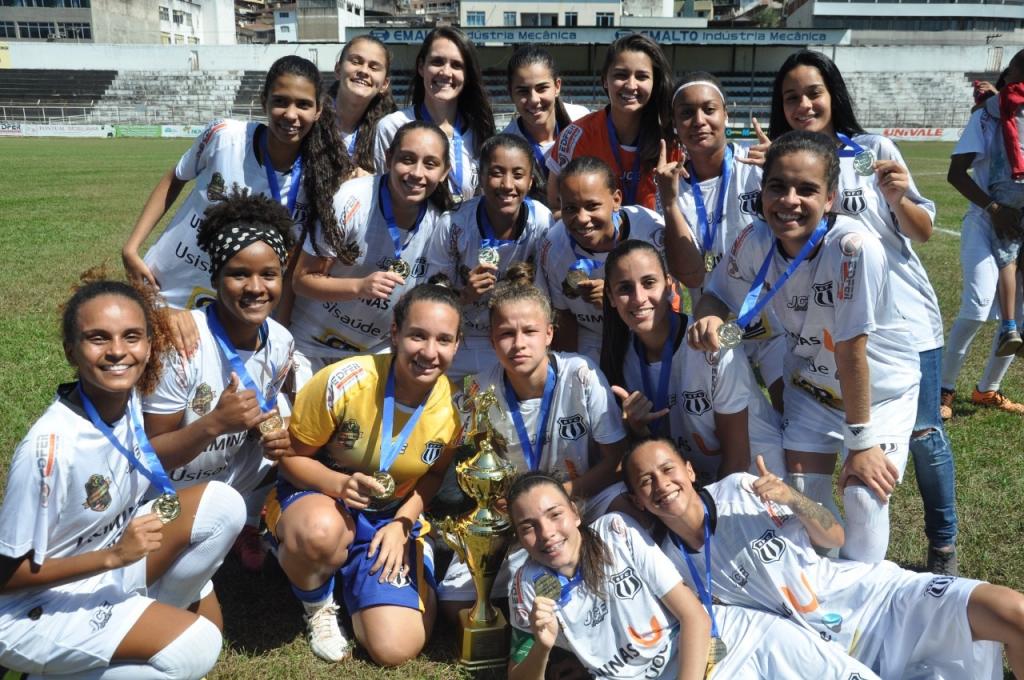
left=346, top=130, right=358, bottom=157
left=204, top=305, right=276, bottom=414
left=517, top=117, right=558, bottom=177
left=379, top=178, right=427, bottom=263
left=605, top=113, right=641, bottom=206
left=688, top=145, right=734, bottom=258
left=631, top=312, right=679, bottom=437
left=418, top=105, right=465, bottom=196
left=379, top=360, right=428, bottom=474
left=77, top=385, right=175, bottom=497
left=569, top=211, right=621, bottom=276
left=735, top=218, right=829, bottom=330
left=835, top=133, right=865, bottom=158
left=477, top=199, right=518, bottom=253
left=672, top=503, right=721, bottom=637
left=259, top=127, right=303, bottom=215
left=545, top=566, right=584, bottom=607
left=504, top=362, right=557, bottom=471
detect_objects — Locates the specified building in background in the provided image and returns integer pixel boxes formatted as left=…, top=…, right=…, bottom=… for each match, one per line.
left=273, top=2, right=297, bottom=41
left=295, top=0, right=363, bottom=40
left=784, top=0, right=1024, bottom=32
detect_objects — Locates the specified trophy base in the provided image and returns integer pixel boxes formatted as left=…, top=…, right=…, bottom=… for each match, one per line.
left=455, top=607, right=510, bottom=670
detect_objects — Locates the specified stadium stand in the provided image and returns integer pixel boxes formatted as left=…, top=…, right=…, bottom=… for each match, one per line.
left=89, top=71, right=244, bottom=125
left=0, top=69, right=116, bottom=122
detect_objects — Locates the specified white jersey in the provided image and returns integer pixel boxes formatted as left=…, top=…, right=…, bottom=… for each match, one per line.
left=461, top=353, right=625, bottom=480
left=143, top=309, right=293, bottom=493
left=424, top=195, right=552, bottom=341
left=288, top=174, right=445, bottom=356
left=954, top=104, right=1000, bottom=220
left=661, top=474, right=1001, bottom=679
left=837, top=133, right=942, bottom=351
left=500, top=103, right=591, bottom=164
left=372, top=106, right=479, bottom=200
left=143, top=120, right=308, bottom=310
left=536, top=206, right=666, bottom=359
left=708, top=217, right=919, bottom=410
left=621, top=316, right=782, bottom=486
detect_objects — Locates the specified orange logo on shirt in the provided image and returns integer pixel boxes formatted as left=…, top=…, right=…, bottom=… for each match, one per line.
left=822, top=329, right=835, bottom=353
left=780, top=571, right=820, bottom=614
left=627, top=617, right=664, bottom=648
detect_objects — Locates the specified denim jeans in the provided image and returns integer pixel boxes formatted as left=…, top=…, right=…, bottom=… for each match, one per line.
left=910, top=348, right=959, bottom=548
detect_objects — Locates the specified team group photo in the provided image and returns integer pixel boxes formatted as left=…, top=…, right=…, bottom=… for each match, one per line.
left=2, top=2, right=1024, bottom=677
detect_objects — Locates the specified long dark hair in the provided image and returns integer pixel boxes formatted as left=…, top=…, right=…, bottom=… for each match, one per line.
left=333, top=35, right=398, bottom=172
left=601, top=33, right=674, bottom=175
left=412, top=27, right=496, bottom=156
left=387, top=120, right=458, bottom=213
left=769, top=50, right=866, bottom=141
left=599, top=239, right=673, bottom=390
left=506, top=472, right=612, bottom=597
left=261, top=55, right=354, bottom=255
left=506, top=45, right=573, bottom=131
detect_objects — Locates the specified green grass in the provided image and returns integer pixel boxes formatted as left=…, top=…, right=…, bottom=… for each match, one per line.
left=0, top=138, right=1021, bottom=677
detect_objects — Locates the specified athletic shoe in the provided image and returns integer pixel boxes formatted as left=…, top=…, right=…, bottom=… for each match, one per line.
left=231, top=525, right=266, bottom=573
left=304, top=602, right=352, bottom=662
left=971, top=388, right=1024, bottom=415
left=939, top=388, right=954, bottom=421
left=927, top=544, right=959, bottom=577
left=995, top=329, right=1023, bottom=357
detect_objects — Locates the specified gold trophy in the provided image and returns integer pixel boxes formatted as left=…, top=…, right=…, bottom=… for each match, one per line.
left=437, top=385, right=516, bottom=669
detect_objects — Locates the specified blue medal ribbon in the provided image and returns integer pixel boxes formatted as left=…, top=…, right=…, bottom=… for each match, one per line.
left=77, top=385, right=175, bottom=497
left=516, top=117, right=558, bottom=178
left=504, top=362, right=557, bottom=471
left=204, top=305, right=276, bottom=414
left=688, top=145, right=734, bottom=258
left=605, top=112, right=641, bottom=206
left=672, top=503, right=721, bottom=638
left=418, top=105, right=465, bottom=197
left=379, top=360, right=428, bottom=474
left=259, top=127, right=303, bottom=215
left=569, top=211, right=620, bottom=276
left=544, top=566, right=584, bottom=607
left=631, top=312, right=679, bottom=437
left=379, top=177, right=427, bottom=264
left=836, top=133, right=865, bottom=158
left=477, top=199, right=518, bottom=254
left=346, top=130, right=358, bottom=157
left=734, top=218, right=830, bottom=330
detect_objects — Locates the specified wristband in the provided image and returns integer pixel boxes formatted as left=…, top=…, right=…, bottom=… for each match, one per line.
left=843, top=422, right=876, bottom=451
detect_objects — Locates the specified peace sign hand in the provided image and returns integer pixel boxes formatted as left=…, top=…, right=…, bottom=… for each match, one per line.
left=655, top=139, right=689, bottom=205
left=737, top=118, right=770, bottom=167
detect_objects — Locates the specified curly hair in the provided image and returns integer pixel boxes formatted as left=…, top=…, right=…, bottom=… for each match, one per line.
left=333, top=36, right=398, bottom=173
left=61, top=267, right=172, bottom=395
left=488, top=261, right=554, bottom=325
left=196, top=185, right=296, bottom=257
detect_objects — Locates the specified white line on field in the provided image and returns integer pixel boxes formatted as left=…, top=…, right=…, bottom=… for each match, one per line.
left=935, top=227, right=961, bottom=238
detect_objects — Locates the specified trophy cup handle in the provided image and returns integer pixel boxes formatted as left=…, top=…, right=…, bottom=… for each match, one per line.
left=437, top=516, right=467, bottom=564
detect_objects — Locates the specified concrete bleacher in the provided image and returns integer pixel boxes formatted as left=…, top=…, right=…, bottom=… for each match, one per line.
left=845, top=71, right=973, bottom=128
left=88, top=70, right=244, bottom=125
left=0, top=68, right=116, bottom=122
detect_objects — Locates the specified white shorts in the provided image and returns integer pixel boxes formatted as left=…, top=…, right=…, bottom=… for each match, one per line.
left=958, top=210, right=1002, bottom=322
left=744, top=333, right=786, bottom=389
left=710, top=605, right=881, bottom=679
left=0, top=558, right=150, bottom=675
left=781, top=383, right=917, bottom=477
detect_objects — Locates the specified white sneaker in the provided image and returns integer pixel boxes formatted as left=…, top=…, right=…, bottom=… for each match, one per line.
left=303, top=601, right=352, bottom=662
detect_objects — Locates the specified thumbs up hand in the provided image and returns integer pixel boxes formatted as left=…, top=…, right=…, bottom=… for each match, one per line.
left=749, top=454, right=794, bottom=506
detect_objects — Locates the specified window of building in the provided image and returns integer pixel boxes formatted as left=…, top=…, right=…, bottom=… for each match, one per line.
left=466, top=10, right=485, bottom=25
left=185, top=12, right=193, bottom=27
left=564, top=11, right=578, bottom=26
left=188, top=36, right=198, bottom=44
left=279, top=10, right=289, bottom=17
left=596, top=12, right=614, bottom=26
left=504, top=10, right=516, bottom=25
left=159, top=6, right=169, bottom=20
left=172, top=10, right=184, bottom=24
left=521, top=12, right=557, bottom=25
left=280, top=24, right=290, bottom=32
left=18, top=21, right=54, bottom=39
left=161, top=31, right=171, bottom=44
left=0, top=21, right=15, bottom=38
left=57, top=21, right=91, bottom=38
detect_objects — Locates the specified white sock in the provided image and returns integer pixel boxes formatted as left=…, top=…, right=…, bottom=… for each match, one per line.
left=841, top=485, right=889, bottom=563
left=940, top=317, right=983, bottom=390
left=978, top=326, right=1016, bottom=392
left=149, top=481, right=245, bottom=608
left=787, top=472, right=841, bottom=524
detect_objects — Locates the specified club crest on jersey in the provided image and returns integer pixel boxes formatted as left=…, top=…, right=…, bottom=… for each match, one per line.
left=738, top=190, right=762, bottom=217
left=840, top=189, right=866, bottom=215
left=557, top=415, right=587, bottom=441
left=315, top=331, right=361, bottom=355
left=191, top=383, right=214, bottom=416
left=186, top=287, right=217, bottom=310
left=333, top=419, right=361, bottom=449
left=421, top=440, right=444, bottom=465
left=813, top=282, right=835, bottom=307
left=206, top=172, right=226, bottom=202
left=925, top=575, right=956, bottom=598
left=610, top=567, right=643, bottom=600
left=682, top=390, right=711, bottom=416
left=83, top=474, right=112, bottom=512
left=750, top=529, right=786, bottom=563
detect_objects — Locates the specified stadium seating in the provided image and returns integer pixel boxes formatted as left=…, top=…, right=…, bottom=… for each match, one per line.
left=0, top=68, right=116, bottom=122
left=89, top=71, right=244, bottom=125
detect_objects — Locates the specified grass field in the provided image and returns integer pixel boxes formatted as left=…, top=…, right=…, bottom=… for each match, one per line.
left=0, top=137, right=1022, bottom=678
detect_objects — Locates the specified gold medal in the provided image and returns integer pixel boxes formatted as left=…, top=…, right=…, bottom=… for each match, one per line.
left=389, top=258, right=411, bottom=278
left=153, top=493, right=181, bottom=524
left=852, top=149, right=875, bottom=177
left=258, top=411, right=284, bottom=435
left=704, top=251, right=716, bottom=273
left=533, top=573, right=562, bottom=602
left=717, top=321, right=743, bottom=349
left=371, top=471, right=396, bottom=500
left=563, top=269, right=588, bottom=298
left=478, top=247, right=500, bottom=267
left=707, top=636, right=728, bottom=664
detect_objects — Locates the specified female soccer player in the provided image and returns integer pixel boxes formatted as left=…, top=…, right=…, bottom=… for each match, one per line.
left=600, top=239, right=784, bottom=487
left=142, top=189, right=295, bottom=573
left=690, top=131, right=920, bottom=564
left=535, top=157, right=692, bottom=362
left=0, top=274, right=245, bottom=679
left=438, top=268, right=629, bottom=616
left=506, top=472, right=882, bottom=680
left=546, top=33, right=675, bottom=212
left=373, top=27, right=495, bottom=201
left=424, top=133, right=553, bottom=382
left=765, top=50, right=957, bottom=572
left=501, top=45, right=589, bottom=202
left=290, top=121, right=454, bottom=385
left=123, top=55, right=350, bottom=312
left=626, top=439, right=1023, bottom=680
left=331, top=34, right=396, bottom=173
left=266, top=283, right=462, bottom=665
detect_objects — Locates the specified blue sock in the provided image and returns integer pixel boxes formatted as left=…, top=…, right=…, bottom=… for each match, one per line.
left=291, top=575, right=335, bottom=604
left=1003, top=319, right=1018, bottom=333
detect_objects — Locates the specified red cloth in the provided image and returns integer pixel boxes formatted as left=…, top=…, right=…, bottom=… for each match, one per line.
left=998, top=83, right=1024, bottom=181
